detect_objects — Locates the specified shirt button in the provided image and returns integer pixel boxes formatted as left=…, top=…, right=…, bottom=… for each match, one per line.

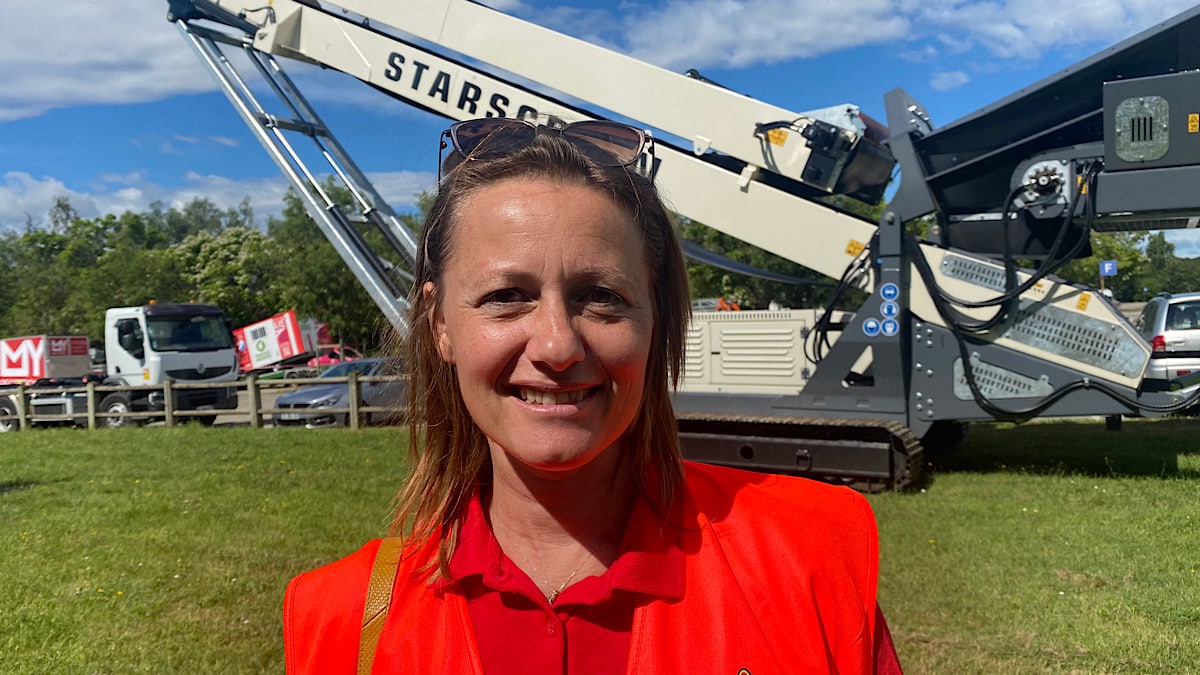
left=545, top=621, right=557, bottom=637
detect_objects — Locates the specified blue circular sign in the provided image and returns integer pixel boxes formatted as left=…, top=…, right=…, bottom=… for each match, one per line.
left=881, top=319, right=899, bottom=337
left=863, top=318, right=881, bottom=336
left=881, top=301, right=900, bottom=318
left=880, top=283, right=900, bottom=301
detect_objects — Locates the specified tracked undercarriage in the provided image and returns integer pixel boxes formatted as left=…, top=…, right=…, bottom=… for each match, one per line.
left=676, top=413, right=924, bottom=493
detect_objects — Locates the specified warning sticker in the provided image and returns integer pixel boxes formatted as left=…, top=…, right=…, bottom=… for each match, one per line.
left=766, top=128, right=788, bottom=146
left=1076, top=293, right=1091, bottom=311
left=1190, top=113, right=1199, bottom=134
left=845, top=239, right=866, bottom=256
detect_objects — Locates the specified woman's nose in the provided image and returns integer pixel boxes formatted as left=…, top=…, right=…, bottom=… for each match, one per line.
left=526, top=301, right=584, bottom=371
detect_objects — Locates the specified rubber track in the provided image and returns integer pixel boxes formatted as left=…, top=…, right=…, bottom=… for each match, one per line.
left=676, top=413, right=925, bottom=493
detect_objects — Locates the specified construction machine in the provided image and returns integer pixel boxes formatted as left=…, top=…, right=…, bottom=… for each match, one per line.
left=165, top=0, right=1200, bottom=490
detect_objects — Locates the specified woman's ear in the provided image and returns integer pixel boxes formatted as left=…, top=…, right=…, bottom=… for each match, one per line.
left=425, top=281, right=454, bottom=364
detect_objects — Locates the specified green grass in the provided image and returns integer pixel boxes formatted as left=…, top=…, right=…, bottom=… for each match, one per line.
left=870, top=417, right=1200, bottom=674
left=1, top=420, right=1198, bottom=673
left=0, top=427, right=408, bottom=674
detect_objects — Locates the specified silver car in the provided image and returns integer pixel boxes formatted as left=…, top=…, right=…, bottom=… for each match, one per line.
left=1133, top=292, right=1200, bottom=385
left=273, top=357, right=405, bottom=427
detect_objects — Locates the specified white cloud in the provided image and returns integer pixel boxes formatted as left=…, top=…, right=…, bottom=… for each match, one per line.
left=910, top=0, right=1196, bottom=60
left=620, top=0, right=910, bottom=70
left=514, top=0, right=1200, bottom=72
left=0, top=0, right=212, bottom=121
left=1163, top=230, right=1200, bottom=259
left=97, top=171, right=147, bottom=185
left=0, top=172, right=100, bottom=227
left=900, top=45, right=940, bottom=63
left=930, top=70, right=970, bottom=92
left=3, top=0, right=1194, bottom=122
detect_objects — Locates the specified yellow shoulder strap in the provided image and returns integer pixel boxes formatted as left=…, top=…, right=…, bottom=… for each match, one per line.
left=358, top=537, right=404, bottom=675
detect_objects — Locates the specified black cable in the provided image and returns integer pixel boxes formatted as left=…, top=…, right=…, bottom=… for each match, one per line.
left=926, top=162, right=1098, bottom=317
left=805, top=246, right=871, bottom=365
left=909, top=177, right=1200, bottom=419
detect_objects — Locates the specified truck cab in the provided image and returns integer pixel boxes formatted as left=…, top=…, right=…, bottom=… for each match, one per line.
left=104, top=304, right=239, bottom=416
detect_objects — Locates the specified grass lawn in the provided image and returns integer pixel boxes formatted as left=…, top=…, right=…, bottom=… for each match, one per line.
left=1, top=419, right=1197, bottom=673
left=871, top=417, right=1200, bottom=674
left=0, top=427, right=409, bottom=674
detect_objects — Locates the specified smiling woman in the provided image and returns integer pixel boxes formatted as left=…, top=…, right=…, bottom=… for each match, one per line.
left=281, top=118, right=903, bottom=675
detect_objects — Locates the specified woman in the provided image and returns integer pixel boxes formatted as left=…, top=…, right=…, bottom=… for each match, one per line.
left=284, top=117, right=902, bottom=674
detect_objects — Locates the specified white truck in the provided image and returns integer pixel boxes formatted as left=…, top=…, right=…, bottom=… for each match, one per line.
left=168, top=1, right=1200, bottom=489
left=0, top=303, right=240, bottom=431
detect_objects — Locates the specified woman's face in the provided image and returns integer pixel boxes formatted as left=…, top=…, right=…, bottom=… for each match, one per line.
left=430, top=176, right=654, bottom=478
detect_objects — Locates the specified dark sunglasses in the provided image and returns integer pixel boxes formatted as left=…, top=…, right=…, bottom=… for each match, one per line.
left=438, top=117, right=651, bottom=182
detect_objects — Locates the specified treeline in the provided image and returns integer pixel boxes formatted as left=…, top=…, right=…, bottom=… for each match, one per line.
left=0, top=184, right=422, bottom=351
left=5, top=186, right=1199, bottom=351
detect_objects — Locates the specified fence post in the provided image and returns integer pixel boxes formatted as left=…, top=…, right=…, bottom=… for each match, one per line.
left=163, top=380, right=175, bottom=427
left=347, top=370, right=360, bottom=430
left=16, top=384, right=28, bottom=431
left=247, top=376, right=262, bottom=429
left=86, top=381, right=97, bottom=430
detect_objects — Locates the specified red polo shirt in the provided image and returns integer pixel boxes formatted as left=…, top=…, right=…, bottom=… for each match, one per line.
left=443, top=488, right=903, bottom=675
left=445, top=490, right=685, bottom=675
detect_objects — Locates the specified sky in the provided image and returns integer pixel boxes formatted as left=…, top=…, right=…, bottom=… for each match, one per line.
left=3, top=0, right=1200, bottom=254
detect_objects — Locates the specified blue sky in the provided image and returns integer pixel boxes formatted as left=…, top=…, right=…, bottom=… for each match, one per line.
left=3, top=0, right=1200, bottom=254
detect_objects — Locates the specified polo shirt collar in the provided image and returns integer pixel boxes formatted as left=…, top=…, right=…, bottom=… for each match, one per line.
left=443, top=486, right=684, bottom=601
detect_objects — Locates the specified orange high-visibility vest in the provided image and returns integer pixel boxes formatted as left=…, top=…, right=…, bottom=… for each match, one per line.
left=285, top=462, right=880, bottom=675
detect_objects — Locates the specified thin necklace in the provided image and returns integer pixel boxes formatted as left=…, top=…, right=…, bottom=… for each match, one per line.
left=490, top=511, right=612, bottom=604
left=535, top=550, right=594, bottom=605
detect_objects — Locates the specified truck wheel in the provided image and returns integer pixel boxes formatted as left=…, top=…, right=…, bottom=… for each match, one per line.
left=0, top=399, right=19, bottom=433
left=98, top=393, right=133, bottom=429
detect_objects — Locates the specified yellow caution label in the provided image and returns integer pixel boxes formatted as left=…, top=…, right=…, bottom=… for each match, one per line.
left=766, top=128, right=788, bottom=146
left=1190, top=113, right=1199, bottom=133
left=845, top=239, right=865, bottom=256
left=1077, top=293, right=1091, bottom=311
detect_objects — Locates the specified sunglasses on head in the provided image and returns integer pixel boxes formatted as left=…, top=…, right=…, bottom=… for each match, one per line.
left=438, top=116, right=651, bottom=182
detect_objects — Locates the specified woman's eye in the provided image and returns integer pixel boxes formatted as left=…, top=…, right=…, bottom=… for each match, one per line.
left=481, top=289, right=528, bottom=305
left=582, top=287, right=623, bottom=306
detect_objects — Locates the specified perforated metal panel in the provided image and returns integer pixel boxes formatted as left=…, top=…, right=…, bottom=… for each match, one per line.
left=939, top=254, right=1009, bottom=292
left=953, top=356, right=1054, bottom=400
left=1003, top=302, right=1146, bottom=377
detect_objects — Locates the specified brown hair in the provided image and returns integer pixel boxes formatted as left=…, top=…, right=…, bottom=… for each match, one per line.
left=392, top=129, right=690, bottom=575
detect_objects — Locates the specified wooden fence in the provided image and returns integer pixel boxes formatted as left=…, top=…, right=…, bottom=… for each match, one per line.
left=0, top=372, right=405, bottom=432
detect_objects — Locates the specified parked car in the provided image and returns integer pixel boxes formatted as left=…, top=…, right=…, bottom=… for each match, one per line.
left=274, top=357, right=404, bottom=428
left=1133, top=292, right=1200, bottom=386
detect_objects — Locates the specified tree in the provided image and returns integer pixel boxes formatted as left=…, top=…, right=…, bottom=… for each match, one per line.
left=1056, top=231, right=1147, bottom=301
left=0, top=231, right=19, bottom=335
left=681, top=194, right=882, bottom=310
left=172, top=227, right=284, bottom=327
left=267, top=182, right=401, bottom=350
left=142, top=197, right=254, bottom=246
